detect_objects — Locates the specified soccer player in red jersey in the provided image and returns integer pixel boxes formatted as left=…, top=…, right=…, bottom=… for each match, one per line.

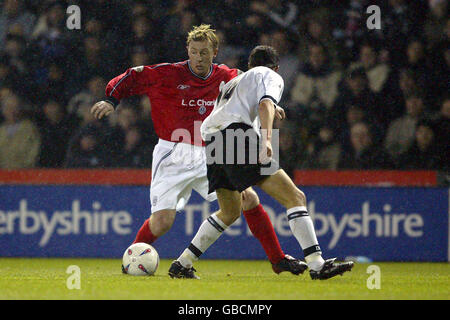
left=91, top=25, right=305, bottom=275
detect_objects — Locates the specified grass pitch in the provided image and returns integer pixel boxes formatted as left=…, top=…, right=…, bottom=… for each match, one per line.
left=0, top=258, right=448, bottom=300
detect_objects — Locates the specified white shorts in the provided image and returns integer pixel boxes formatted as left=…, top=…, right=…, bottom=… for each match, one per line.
left=150, top=139, right=217, bottom=213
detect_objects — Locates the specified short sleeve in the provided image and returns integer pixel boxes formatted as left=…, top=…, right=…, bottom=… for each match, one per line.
left=255, top=68, right=284, bottom=105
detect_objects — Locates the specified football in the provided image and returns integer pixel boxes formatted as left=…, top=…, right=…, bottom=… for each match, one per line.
left=122, top=243, right=159, bottom=276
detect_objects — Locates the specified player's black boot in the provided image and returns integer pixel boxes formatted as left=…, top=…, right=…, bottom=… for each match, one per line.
left=310, top=258, right=354, bottom=280
left=272, top=254, right=308, bottom=275
left=168, top=260, right=200, bottom=279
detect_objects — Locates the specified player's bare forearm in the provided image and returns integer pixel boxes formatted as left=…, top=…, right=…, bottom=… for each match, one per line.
left=259, top=99, right=275, bottom=142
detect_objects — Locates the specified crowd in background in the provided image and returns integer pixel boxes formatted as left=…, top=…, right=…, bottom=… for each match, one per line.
left=0, top=0, right=448, bottom=177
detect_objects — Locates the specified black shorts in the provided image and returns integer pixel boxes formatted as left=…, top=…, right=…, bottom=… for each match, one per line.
left=205, top=123, right=279, bottom=193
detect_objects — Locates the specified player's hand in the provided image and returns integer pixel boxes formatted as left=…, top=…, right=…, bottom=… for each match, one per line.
left=275, top=106, right=285, bottom=120
left=259, top=139, right=273, bottom=165
left=91, top=101, right=114, bottom=120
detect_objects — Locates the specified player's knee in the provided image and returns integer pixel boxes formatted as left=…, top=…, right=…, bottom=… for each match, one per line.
left=229, top=210, right=241, bottom=224
left=216, top=208, right=241, bottom=226
left=296, top=188, right=307, bottom=206
left=149, top=210, right=175, bottom=236
left=288, top=188, right=306, bottom=208
left=241, top=188, right=260, bottom=211
left=225, top=207, right=241, bottom=222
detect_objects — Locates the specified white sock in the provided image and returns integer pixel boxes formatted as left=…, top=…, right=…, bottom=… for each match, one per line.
left=177, top=213, right=228, bottom=268
left=305, top=252, right=325, bottom=271
left=178, top=248, right=198, bottom=269
left=287, top=206, right=325, bottom=271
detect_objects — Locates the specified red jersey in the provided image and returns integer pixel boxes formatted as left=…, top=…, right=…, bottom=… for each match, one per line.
left=105, top=61, right=238, bottom=145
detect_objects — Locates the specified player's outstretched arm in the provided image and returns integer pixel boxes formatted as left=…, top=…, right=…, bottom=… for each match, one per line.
left=91, top=101, right=114, bottom=120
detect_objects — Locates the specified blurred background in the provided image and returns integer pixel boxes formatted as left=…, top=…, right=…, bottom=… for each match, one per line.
left=0, top=0, right=448, bottom=176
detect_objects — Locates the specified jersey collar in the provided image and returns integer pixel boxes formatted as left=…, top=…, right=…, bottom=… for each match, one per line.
left=187, top=60, right=213, bottom=80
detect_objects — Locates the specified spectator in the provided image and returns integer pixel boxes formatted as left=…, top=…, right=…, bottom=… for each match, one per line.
left=277, top=121, right=304, bottom=178
left=37, top=100, right=77, bottom=168
left=200, top=0, right=251, bottom=46
left=259, top=30, right=300, bottom=97
left=65, top=124, right=107, bottom=168
left=82, top=0, right=132, bottom=31
left=397, top=68, right=423, bottom=101
left=108, top=104, right=141, bottom=153
left=338, top=122, right=394, bottom=169
left=140, top=95, right=152, bottom=120
left=349, top=42, right=392, bottom=94
left=30, top=1, right=72, bottom=72
left=432, top=97, right=450, bottom=170
left=302, top=124, right=342, bottom=170
left=84, top=18, right=104, bottom=39
left=289, top=42, right=342, bottom=131
left=68, top=36, right=113, bottom=93
left=328, top=68, right=381, bottom=135
left=31, top=1, right=67, bottom=41
left=423, top=0, right=448, bottom=50
left=384, top=94, right=430, bottom=161
left=115, top=126, right=153, bottom=168
left=0, top=0, right=36, bottom=47
left=0, top=87, right=14, bottom=105
left=162, top=5, right=198, bottom=62
left=128, top=1, right=169, bottom=24
left=106, top=102, right=157, bottom=165
left=214, top=30, right=246, bottom=69
left=387, top=68, right=425, bottom=122
left=383, top=0, right=424, bottom=66
left=131, top=47, right=151, bottom=67
left=3, top=34, right=28, bottom=75
left=429, top=45, right=450, bottom=107
left=335, top=104, right=370, bottom=151
left=0, top=55, right=21, bottom=93
left=298, top=8, right=342, bottom=67
left=34, top=62, right=68, bottom=105
left=399, top=120, right=443, bottom=170
left=0, top=93, right=41, bottom=169
left=128, top=15, right=162, bottom=64
left=331, top=0, right=372, bottom=65
left=68, top=76, right=107, bottom=116
left=402, top=38, right=433, bottom=98
left=81, top=0, right=134, bottom=68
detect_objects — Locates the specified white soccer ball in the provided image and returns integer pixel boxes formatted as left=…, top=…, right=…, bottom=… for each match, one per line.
left=122, top=243, right=159, bottom=276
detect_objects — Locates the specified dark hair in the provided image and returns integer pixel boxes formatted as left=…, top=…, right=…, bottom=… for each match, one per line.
left=405, top=91, right=424, bottom=100
left=417, top=118, right=434, bottom=129
left=248, top=45, right=279, bottom=69
left=348, top=67, right=367, bottom=80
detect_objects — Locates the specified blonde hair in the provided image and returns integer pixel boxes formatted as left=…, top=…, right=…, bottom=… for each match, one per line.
left=186, top=24, right=219, bottom=50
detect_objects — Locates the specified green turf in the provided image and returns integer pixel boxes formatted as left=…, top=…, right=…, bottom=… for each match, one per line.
left=0, top=258, right=448, bottom=300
